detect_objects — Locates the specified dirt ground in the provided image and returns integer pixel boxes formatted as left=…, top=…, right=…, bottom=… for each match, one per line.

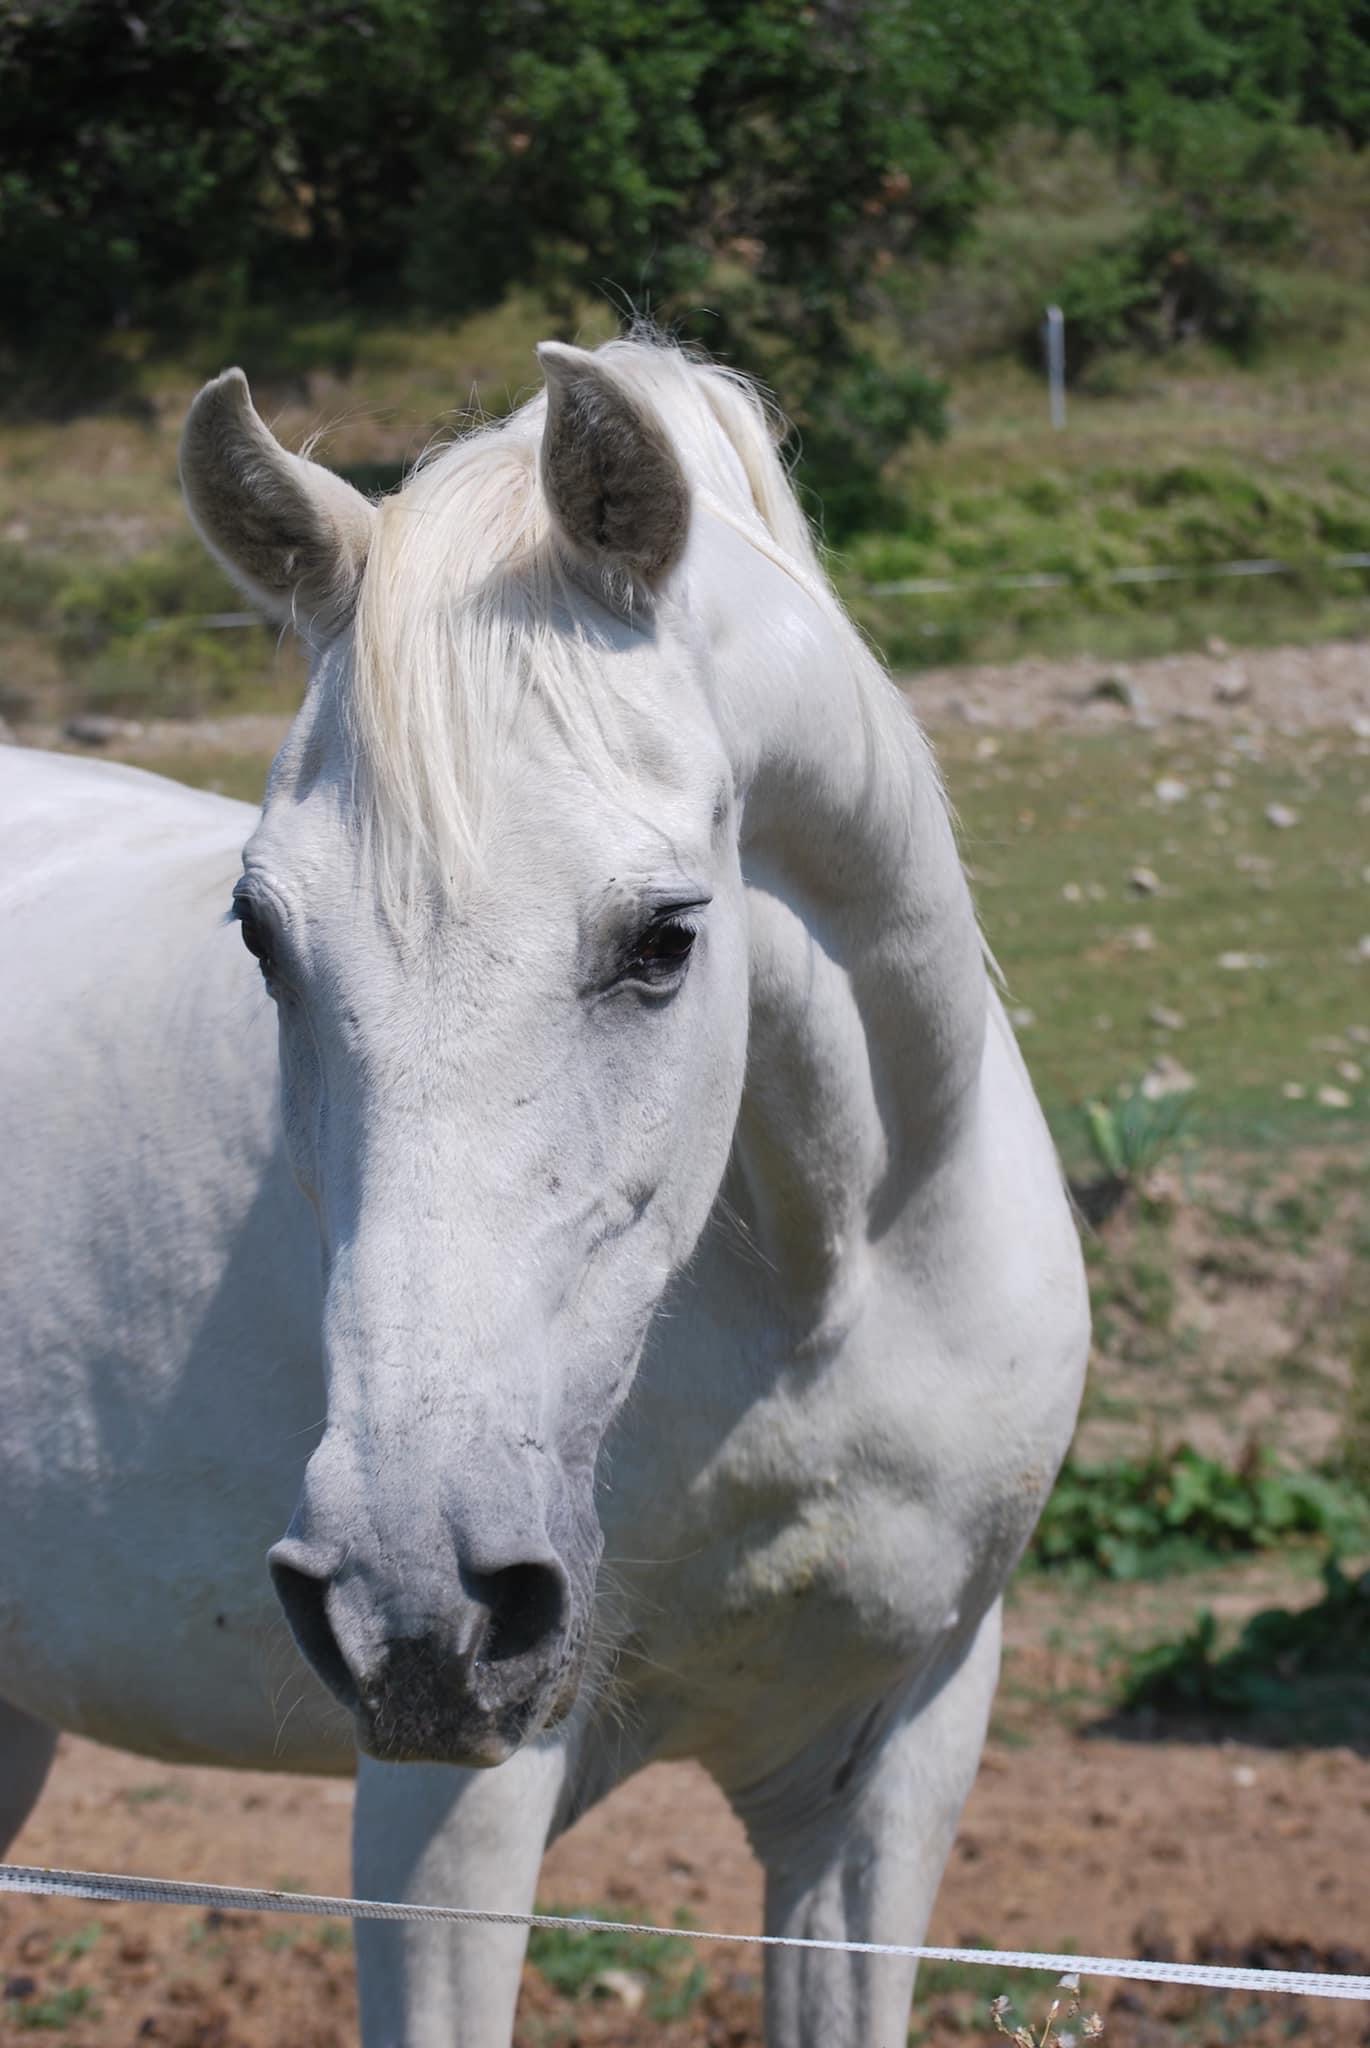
left=5, top=1589, right=1369, bottom=2048
left=20, top=625, right=1370, bottom=766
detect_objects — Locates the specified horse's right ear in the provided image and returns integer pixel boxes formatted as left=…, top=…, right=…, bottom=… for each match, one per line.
left=536, top=342, right=691, bottom=598
left=180, top=369, right=375, bottom=639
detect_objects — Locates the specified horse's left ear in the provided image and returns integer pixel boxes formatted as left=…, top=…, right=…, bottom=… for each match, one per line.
left=180, top=368, right=375, bottom=639
left=536, top=342, right=691, bottom=594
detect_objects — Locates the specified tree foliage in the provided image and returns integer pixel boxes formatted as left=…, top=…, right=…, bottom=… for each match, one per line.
left=2, top=0, right=1368, bottom=518
left=0, top=2, right=1061, bottom=359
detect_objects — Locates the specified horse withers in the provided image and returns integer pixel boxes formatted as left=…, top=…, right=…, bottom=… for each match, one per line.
left=0, top=336, right=1088, bottom=2047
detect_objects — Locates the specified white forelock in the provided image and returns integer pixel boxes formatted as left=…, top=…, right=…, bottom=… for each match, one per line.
left=344, top=332, right=907, bottom=901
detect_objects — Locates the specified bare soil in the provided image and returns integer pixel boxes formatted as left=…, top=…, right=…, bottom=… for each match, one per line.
left=5, top=1583, right=1369, bottom=2048
left=19, top=625, right=1370, bottom=773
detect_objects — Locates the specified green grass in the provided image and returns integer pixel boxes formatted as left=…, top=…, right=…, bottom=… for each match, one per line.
left=941, top=726, right=1369, bottom=1151
left=14, top=1986, right=97, bottom=2030
left=526, top=1904, right=707, bottom=2023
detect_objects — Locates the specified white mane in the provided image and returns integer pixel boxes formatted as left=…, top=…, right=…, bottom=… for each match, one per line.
left=345, top=334, right=899, bottom=896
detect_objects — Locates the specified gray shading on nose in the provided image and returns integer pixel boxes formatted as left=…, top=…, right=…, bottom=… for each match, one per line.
left=268, top=1537, right=572, bottom=1765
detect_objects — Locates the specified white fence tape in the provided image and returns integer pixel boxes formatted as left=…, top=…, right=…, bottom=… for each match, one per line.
left=2, top=1863, right=1368, bottom=2003
left=864, top=551, right=1370, bottom=598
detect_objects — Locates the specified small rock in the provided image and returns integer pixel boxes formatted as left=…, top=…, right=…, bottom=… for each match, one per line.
left=1154, top=777, right=1189, bottom=807
left=1009, top=1005, right=1036, bottom=1031
left=1128, top=866, right=1161, bottom=896
left=1265, top=802, right=1299, bottom=830
left=1218, top=951, right=1269, bottom=971
left=1351, top=715, right=1370, bottom=741
left=1358, top=935, right=1370, bottom=962
left=63, top=713, right=143, bottom=745
left=1213, top=665, right=1250, bottom=704
left=1317, top=1085, right=1352, bottom=1109
left=1282, top=1083, right=1307, bottom=1100
left=592, top=1969, right=646, bottom=2013
left=1338, top=1060, right=1363, bottom=1083
left=1207, top=635, right=1230, bottom=657
left=4, top=1977, right=38, bottom=2002
left=1089, top=671, right=1138, bottom=709
left=1061, top=881, right=1084, bottom=904
left=1347, top=1024, right=1370, bottom=1045
left=1232, top=1764, right=1257, bottom=1788
left=1212, top=769, right=1235, bottom=789
left=1148, top=1004, right=1185, bottom=1031
left=1141, top=1055, right=1196, bottom=1100
left=974, top=736, right=999, bottom=760
left=1124, top=925, right=1156, bottom=952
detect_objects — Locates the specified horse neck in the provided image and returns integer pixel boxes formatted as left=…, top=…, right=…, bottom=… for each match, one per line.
left=699, top=522, right=989, bottom=1303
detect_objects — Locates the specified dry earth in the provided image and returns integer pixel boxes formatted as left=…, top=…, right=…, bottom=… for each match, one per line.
left=4, top=1642, right=1368, bottom=2048
left=16, top=622, right=1370, bottom=769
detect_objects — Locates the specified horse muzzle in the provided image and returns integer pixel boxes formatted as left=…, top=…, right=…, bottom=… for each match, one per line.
left=269, top=1534, right=582, bottom=1766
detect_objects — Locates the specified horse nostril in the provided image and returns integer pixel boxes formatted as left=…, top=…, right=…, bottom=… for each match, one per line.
left=270, top=1555, right=359, bottom=1712
left=471, top=1561, right=567, bottom=1665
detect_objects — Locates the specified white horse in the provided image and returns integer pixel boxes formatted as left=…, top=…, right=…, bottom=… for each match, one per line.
left=0, top=336, right=1088, bottom=2047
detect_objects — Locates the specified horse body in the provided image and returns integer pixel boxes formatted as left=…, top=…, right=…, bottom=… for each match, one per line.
left=0, top=337, right=1088, bottom=2047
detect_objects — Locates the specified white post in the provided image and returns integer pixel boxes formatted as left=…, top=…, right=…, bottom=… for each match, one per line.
left=1044, top=304, right=1066, bottom=430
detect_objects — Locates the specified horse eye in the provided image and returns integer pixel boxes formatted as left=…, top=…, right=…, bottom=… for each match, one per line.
left=234, top=901, right=272, bottom=968
left=627, top=916, right=697, bottom=981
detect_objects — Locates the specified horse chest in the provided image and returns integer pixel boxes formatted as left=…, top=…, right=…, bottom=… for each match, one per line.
left=609, top=1341, right=1021, bottom=1726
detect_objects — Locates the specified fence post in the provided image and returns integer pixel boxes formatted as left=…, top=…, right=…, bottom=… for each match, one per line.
left=1043, top=304, right=1066, bottom=430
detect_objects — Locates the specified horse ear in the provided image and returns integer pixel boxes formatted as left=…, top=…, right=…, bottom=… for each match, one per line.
left=180, top=369, right=375, bottom=638
left=536, top=342, right=691, bottom=593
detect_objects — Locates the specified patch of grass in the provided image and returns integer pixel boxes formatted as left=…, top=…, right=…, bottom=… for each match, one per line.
left=50, top=1924, right=103, bottom=1961
left=943, top=728, right=1370, bottom=1150
left=120, top=1780, right=190, bottom=1806
left=526, top=1905, right=707, bottom=2024
left=15, top=1986, right=97, bottom=2030
left=111, top=748, right=276, bottom=805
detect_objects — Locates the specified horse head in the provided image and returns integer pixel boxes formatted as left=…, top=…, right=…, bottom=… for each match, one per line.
left=180, top=342, right=770, bottom=1765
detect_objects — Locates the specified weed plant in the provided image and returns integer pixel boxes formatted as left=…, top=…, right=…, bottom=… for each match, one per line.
left=1030, top=1447, right=1370, bottom=1581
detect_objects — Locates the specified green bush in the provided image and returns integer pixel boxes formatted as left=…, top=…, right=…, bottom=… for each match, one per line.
left=1037, top=104, right=1302, bottom=376
left=1030, top=1446, right=1370, bottom=1581
left=1122, top=1558, right=1370, bottom=1738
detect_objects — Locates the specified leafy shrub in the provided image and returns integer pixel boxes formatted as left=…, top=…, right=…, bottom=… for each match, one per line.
left=1122, top=1557, right=1370, bottom=1735
left=1030, top=1446, right=1370, bottom=1581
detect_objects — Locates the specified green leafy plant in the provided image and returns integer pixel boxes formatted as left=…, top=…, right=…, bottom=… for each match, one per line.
left=1075, top=1086, right=1191, bottom=1223
left=1030, top=1446, right=1370, bottom=1581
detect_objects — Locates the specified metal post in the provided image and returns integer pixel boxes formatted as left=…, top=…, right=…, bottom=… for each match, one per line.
left=1044, top=304, right=1066, bottom=430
